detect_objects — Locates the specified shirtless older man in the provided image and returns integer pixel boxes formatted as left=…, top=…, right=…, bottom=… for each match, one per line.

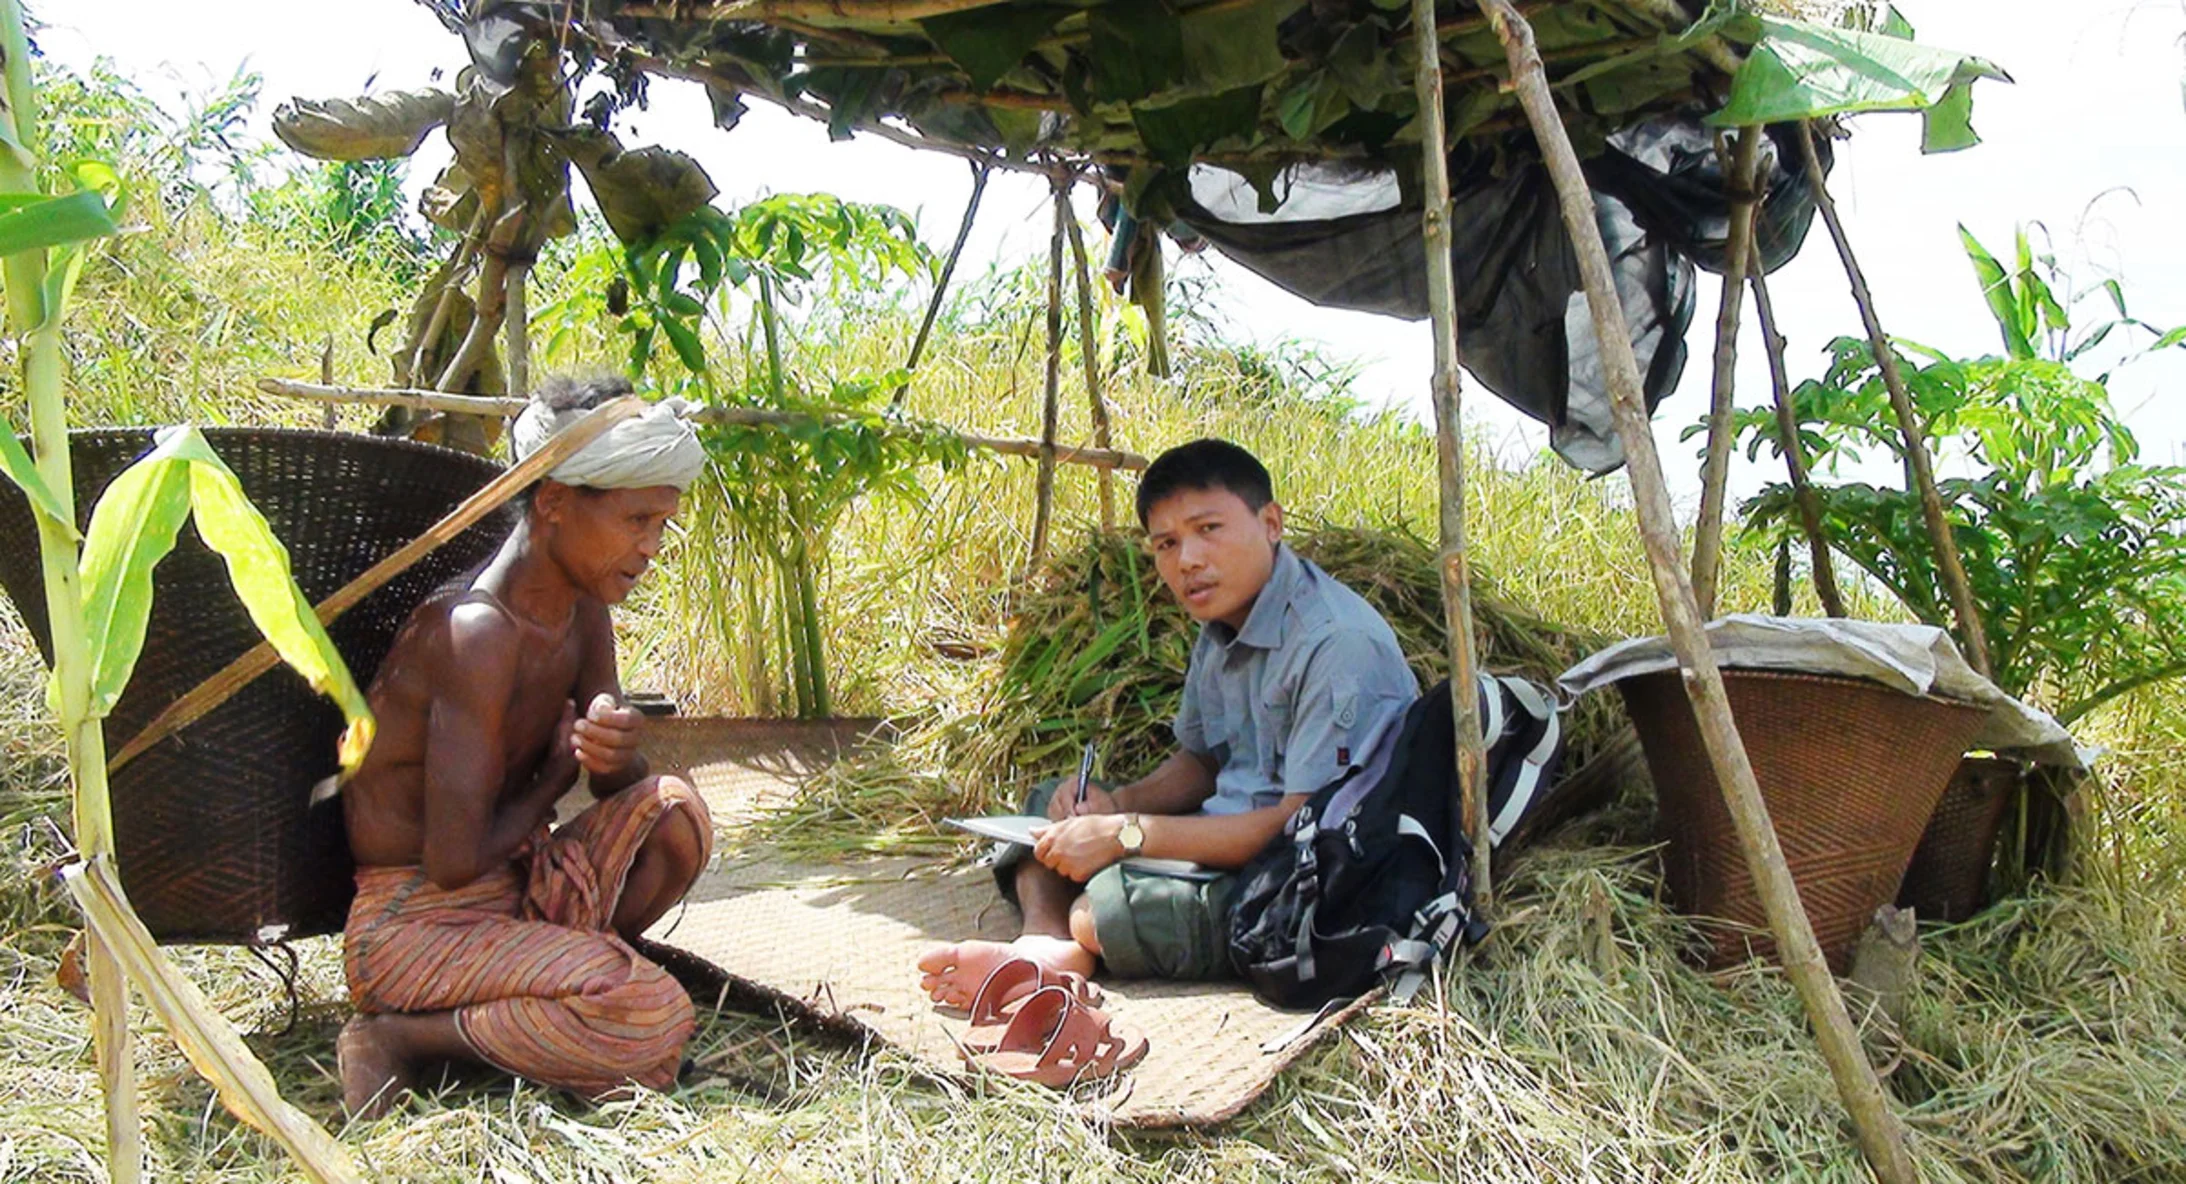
left=336, top=375, right=713, bottom=1118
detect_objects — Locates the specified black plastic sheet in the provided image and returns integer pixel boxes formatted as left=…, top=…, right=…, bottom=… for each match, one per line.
left=1174, top=121, right=1829, bottom=472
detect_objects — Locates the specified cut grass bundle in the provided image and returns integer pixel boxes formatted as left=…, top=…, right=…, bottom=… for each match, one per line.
left=760, top=523, right=1627, bottom=858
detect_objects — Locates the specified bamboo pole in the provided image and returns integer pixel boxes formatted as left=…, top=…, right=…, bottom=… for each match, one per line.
left=893, top=159, right=989, bottom=407
left=255, top=379, right=1153, bottom=471
left=1750, top=259, right=1849, bottom=618
left=1690, top=125, right=1762, bottom=618
left=1478, top=5, right=1917, bottom=1181
left=107, top=397, right=647, bottom=772
left=0, top=9, right=140, bottom=1175
left=1795, top=123, right=1989, bottom=677
left=1061, top=188, right=1118, bottom=531
left=1028, top=177, right=1068, bottom=570
left=1410, top=0, right=1491, bottom=908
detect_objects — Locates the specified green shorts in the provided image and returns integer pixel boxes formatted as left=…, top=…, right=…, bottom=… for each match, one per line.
left=992, top=780, right=1238, bottom=981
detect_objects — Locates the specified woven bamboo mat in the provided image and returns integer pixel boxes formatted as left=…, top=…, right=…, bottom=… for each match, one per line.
left=638, top=717, right=1364, bottom=1129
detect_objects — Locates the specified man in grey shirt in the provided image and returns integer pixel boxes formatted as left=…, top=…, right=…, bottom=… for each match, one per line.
left=919, top=439, right=1419, bottom=999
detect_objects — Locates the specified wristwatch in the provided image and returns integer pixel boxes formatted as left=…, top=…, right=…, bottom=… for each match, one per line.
left=1116, top=813, right=1146, bottom=857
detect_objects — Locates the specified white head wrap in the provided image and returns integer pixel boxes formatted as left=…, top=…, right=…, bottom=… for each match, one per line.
left=510, top=395, right=706, bottom=491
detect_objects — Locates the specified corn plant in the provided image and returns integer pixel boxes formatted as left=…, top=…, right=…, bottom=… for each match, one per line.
left=0, top=5, right=367, bottom=1179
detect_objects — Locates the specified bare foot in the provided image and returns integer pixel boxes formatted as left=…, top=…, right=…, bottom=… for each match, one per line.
left=916, top=935, right=1096, bottom=1010
left=338, top=1016, right=418, bottom=1120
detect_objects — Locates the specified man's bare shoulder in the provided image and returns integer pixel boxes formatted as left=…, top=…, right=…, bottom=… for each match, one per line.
left=380, top=588, right=522, bottom=690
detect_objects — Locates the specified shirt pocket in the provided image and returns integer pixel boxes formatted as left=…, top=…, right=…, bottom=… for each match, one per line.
left=1258, top=693, right=1292, bottom=778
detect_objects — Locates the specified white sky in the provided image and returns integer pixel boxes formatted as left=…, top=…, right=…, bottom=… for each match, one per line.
left=42, top=0, right=2186, bottom=510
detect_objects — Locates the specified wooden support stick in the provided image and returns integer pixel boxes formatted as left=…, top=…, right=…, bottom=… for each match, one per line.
left=1796, top=123, right=1989, bottom=676
left=1411, top=0, right=1491, bottom=908
left=505, top=260, right=532, bottom=398
left=1028, top=177, right=1068, bottom=570
left=1061, top=188, right=1118, bottom=531
left=1750, top=259, right=1849, bottom=618
left=1690, top=125, right=1762, bottom=618
left=256, top=379, right=1153, bottom=471
left=1479, top=5, right=1917, bottom=1181
left=893, top=159, right=989, bottom=407
left=107, top=397, right=646, bottom=773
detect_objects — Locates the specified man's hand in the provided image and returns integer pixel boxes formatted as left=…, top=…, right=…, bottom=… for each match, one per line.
left=1046, top=779, right=1120, bottom=820
left=1032, top=814, right=1127, bottom=882
left=570, top=692, right=643, bottom=777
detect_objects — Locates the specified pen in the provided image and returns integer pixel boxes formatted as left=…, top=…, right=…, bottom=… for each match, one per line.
left=1073, top=739, right=1098, bottom=813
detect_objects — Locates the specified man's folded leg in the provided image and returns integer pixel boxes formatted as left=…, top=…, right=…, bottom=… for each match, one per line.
left=1082, top=863, right=1239, bottom=981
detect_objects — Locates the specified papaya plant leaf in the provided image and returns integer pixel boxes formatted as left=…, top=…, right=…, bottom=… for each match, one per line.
left=661, top=316, right=707, bottom=373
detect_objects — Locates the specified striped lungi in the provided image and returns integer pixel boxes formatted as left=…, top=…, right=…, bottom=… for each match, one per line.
left=344, top=776, right=713, bottom=1097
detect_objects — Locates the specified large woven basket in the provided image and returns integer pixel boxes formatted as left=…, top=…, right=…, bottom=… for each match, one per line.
left=1897, top=755, right=2023, bottom=924
left=0, top=429, right=507, bottom=944
left=1619, top=669, right=1986, bottom=972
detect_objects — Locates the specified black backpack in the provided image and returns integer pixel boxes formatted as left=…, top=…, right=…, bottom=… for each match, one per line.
left=1226, top=673, right=1564, bottom=1010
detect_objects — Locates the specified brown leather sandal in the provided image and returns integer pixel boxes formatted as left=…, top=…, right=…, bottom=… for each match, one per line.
left=963, top=985, right=1148, bottom=1089
left=957, top=957, right=1105, bottom=1054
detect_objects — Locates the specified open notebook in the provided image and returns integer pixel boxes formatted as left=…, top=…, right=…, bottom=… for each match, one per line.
left=946, top=815, right=1222, bottom=881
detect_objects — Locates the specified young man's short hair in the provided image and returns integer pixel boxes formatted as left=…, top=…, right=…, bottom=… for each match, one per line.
left=1135, top=438, right=1275, bottom=528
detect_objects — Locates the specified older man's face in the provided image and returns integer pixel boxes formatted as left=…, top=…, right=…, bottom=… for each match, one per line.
left=537, top=482, right=682, bottom=604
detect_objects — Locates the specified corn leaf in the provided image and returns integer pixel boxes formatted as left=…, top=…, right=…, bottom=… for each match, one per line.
left=76, top=428, right=376, bottom=772
left=1960, top=224, right=2034, bottom=360
left=175, top=432, right=376, bottom=773
left=0, top=188, right=119, bottom=256
left=62, top=858, right=363, bottom=1183
left=0, top=419, right=76, bottom=538
left=77, top=436, right=196, bottom=717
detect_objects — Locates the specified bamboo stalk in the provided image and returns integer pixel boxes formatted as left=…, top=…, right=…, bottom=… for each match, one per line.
left=1028, top=178, right=1068, bottom=570
left=63, top=858, right=362, bottom=1183
left=1750, top=259, right=1849, bottom=618
left=1410, top=0, right=1492, bottom=908
left=255, top=379, right=1154, bottom=471
left=893, top=159, right=989, bottom=407
left=1060, top=188, right=1118, bottom=531
left=402, top=208, right=489, bottom=390
left=1796, top=122, right=1990, bottom=677
left=0, top=8, right=140, bottom=1175
left=107, top=397, right=647, bottom=772
left=1478, top=5, right=1917, bottom=1181
left=1691, top=125, right=1762, bottom=618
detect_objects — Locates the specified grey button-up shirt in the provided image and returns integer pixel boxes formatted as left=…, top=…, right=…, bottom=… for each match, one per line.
left=1174, top=544, right=1419, bottom=816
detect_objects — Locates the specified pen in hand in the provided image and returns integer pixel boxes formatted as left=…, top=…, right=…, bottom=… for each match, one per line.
left=1072, top=739, right=1098, bottom=814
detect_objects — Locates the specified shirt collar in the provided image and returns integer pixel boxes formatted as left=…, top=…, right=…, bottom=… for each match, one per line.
left=1213, top=543, right=1301, bottom=652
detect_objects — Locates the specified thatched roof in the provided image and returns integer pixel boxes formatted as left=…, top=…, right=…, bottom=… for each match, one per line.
left=430, top=0, right=1748, bottom=182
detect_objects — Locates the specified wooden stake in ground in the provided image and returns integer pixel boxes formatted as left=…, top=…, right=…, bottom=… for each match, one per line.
left=1409, top=0, right=1491, bottom=908
left=1061, top=188, right=1119, bottom=531
left=1478, top=5, right=1917, bottom=1181
left=1027, top=176, right=1068, bottom=571
left=894, top=159, right=989, bottom=407
left=1691, top=125, right=1763, bottom=618
left=1750, top=259, right=1849, bottom=617
left=1796, top=122, right=1988, bottom=677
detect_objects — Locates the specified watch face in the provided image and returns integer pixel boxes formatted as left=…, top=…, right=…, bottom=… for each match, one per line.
left=1119, top=818, right=1145, bottom=852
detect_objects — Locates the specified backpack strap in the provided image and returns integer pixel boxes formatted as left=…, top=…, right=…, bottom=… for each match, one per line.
left=1486, top=676, right=1562, bottom=848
